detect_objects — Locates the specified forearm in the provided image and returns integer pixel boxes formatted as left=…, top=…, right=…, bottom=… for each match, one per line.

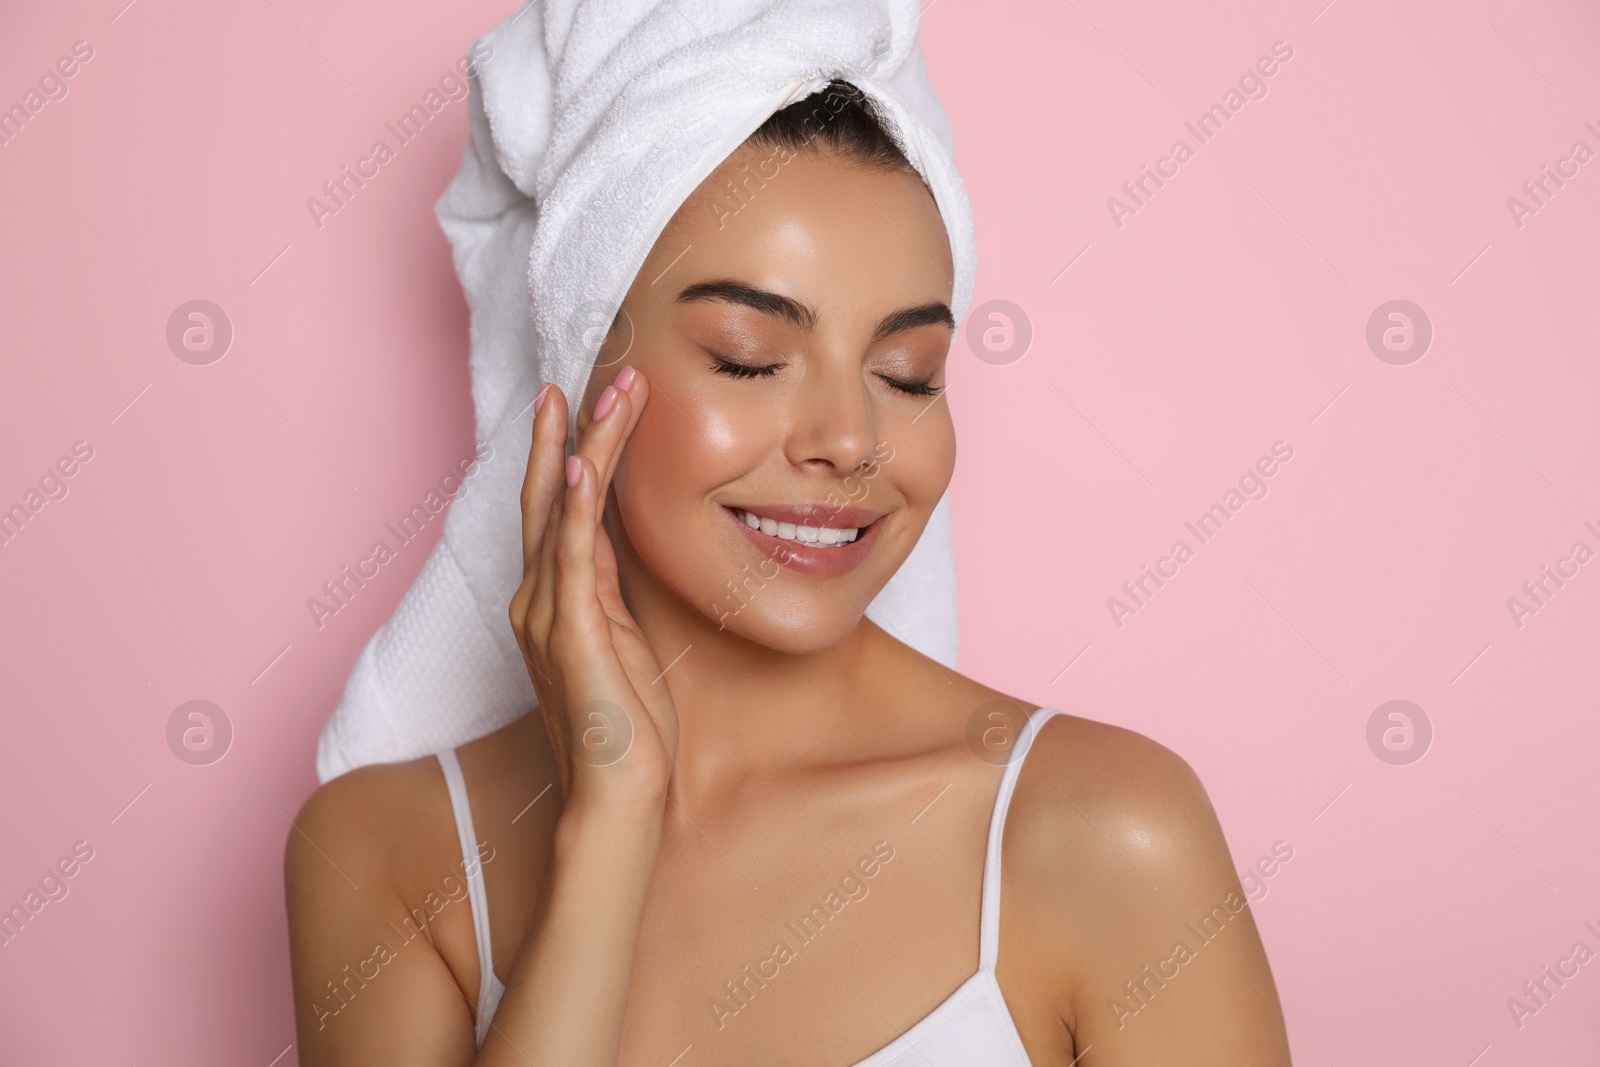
left=474, top=798, right=663, bottom=1066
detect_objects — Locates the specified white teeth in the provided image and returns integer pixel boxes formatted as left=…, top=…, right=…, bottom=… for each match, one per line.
left=735, top=509, right=861, bottom=548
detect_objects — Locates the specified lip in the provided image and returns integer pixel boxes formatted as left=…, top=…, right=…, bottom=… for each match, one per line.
left=722, top=505, right=883, bottom=578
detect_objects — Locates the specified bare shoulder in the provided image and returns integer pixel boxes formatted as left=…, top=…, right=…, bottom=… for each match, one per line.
left=284, top=712, right=556, bottom=922
left=285, top=713, right=554, bottom=885
left=283, top=715, right=554, bottom=1064
left=283, top=749, right=476, bottom=1062
left=997, top=713, right=1292, bottom=1064
left=999, top=713, right=1228, bottom=961
left=285, top=751, right=459, bottom=907
left=1012, top=713, right=1216, bottom=860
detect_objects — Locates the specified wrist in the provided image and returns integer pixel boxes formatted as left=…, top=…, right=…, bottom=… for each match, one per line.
left=556, top=788, right=666, bottom=850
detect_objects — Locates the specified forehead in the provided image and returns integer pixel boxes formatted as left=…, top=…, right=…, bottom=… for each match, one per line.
left=640, top=147, right=955, bottom=324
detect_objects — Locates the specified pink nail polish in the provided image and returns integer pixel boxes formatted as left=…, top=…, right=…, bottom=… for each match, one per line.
left=533, top=382, right=551, bottom=416
left=615, top=365, right=637, bottom=391
left=566, top=455, right=581, bottom=488
left=593, top=385, right=617, bottom=420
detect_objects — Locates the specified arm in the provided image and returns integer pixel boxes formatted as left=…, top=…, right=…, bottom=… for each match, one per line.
left=287, top=367, right=671, bottom=1066
left=1072, top=755, right=1291, bottom=1063
left=1008, top=720, right=1293, bottom=1064
left=474, top=798, right=662, bottom=1064
left=479, top=367, right=676, bottom=1065
left=283, top=759, right=665, bottom=1067
left=285, top=766, right=478, bottom=1066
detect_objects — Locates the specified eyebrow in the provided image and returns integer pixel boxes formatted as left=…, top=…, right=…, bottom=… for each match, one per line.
left=675, top=280, right=955, bottom=343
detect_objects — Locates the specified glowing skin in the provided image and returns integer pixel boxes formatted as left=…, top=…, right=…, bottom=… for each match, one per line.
left=285, top=140, right=1292, bottom=1067
left=578, top=144, right=956, bottom=657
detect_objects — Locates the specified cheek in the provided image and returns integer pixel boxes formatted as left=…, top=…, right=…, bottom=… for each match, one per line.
left=620, top=382, right=774, bottom=495
left=676, top=383, right=776, bottom=466
left=613, top=386, right=763, bottom=531
left=611, top=389, right=769, bottom=612
left=884, top=412, right=956, bottom=507
left=613, top=412, right=674, bottom=522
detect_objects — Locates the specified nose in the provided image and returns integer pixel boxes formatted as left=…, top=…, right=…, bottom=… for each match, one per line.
left=783, top=353, right=879, bottom=476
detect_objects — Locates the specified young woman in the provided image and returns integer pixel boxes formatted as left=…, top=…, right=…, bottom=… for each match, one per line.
left=285, top=83, right=1293, bottom=1066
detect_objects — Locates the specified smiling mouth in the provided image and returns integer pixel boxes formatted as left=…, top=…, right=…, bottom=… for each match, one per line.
left=727, top=507, right=870, bottom=548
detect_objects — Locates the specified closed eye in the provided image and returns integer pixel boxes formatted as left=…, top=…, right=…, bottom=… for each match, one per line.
left=711, top=357, right=782, bottom=379
left=880, top=375, right=944, bottom=398
left=712, top=356, right=942, bottom=398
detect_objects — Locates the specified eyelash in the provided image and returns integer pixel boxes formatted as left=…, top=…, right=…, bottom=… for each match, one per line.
left=710, top=358, right=944, bottom=398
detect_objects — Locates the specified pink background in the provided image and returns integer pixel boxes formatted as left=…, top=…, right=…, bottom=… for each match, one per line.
left=3, top=0, right=1598, bottom=1063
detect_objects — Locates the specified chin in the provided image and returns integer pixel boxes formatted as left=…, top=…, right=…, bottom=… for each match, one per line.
left=699, top=508, right=920, bottom=652
left=708, top=595, right=869, bottom=654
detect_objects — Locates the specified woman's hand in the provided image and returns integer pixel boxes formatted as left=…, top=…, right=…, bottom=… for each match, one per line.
left=458, top=367, right=675, bottom=1065
left=509, top=366, right=678, bottom=818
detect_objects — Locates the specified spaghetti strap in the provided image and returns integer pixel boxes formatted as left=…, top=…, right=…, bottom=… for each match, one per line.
left=436, top=748, right=504, bottom=1047
left=977, top=706, right=1064, bottom=974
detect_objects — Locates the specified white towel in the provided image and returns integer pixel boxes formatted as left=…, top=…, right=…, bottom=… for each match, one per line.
left=316, top=0, right=978, bottom=783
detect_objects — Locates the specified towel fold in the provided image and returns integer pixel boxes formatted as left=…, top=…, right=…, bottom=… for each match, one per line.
left=316, top=0, right=977, bottom=783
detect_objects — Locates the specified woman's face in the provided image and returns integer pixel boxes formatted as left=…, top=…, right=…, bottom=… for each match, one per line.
left=579, top=143, right=957, bottom=654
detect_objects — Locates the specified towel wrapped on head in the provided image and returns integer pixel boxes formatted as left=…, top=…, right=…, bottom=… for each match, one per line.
left=316, top=0, right=978, bottom=783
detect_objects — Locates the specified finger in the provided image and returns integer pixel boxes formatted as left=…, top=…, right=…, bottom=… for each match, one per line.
left=528, top=460, right=567, bottom=644
left=595, top=368, right=648, bottom=508
left=520, top=383, right=569, bottom=575
left=532, top=368, right=636, bottom=646
left=550, top=452, right=609, bottom=652
left=573, top=368, right=642, bottom=525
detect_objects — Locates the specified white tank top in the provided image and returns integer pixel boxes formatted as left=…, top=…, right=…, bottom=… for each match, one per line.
left=436, top=705, right=1063, bottom=1063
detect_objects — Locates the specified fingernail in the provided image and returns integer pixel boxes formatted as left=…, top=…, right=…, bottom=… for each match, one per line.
left=566, top=455, right=581, bottom=488
left=615, top=365, right=637, bottom=391
left=593, top=385, right=617, bottom=421
left=534, top=382, right=552, bottom=416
